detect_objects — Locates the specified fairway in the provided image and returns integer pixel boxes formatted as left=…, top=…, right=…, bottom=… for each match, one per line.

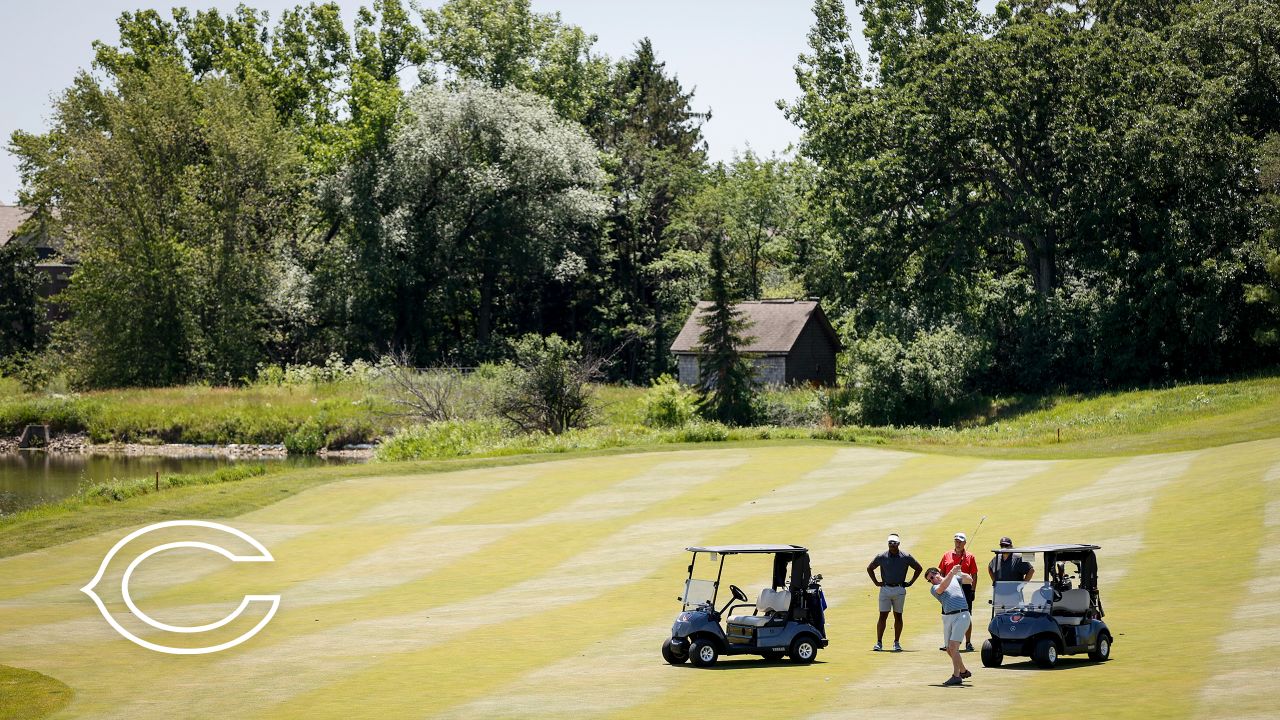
left=1, top=440, right=1277, bottom=719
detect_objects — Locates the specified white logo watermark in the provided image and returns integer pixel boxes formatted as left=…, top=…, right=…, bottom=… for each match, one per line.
left=82, top=520, right=280, bottom=655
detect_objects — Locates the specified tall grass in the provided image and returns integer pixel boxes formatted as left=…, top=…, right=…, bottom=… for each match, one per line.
left=379, top=374, right=1280, bottom=461
left=0, top=382, right=393, bottom=447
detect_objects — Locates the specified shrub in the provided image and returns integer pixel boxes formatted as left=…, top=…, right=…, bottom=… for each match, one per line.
left=845, top=325, right=988, bottom=426
left=642, top=375, right=699, bottom=428
left=493, top=334, right=601, bottom=434
left=284, top=417, right=326, bottom=455
left=375, top=419, right=507, bottom=461
left=754, top=387, right=828, bottom=427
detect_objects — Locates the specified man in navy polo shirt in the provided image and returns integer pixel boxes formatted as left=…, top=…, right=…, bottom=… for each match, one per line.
left=867, top=533, right=922, bottom=652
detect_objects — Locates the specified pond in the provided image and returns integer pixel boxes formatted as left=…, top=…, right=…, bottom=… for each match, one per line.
left=0, top=452, right=363, bottom=515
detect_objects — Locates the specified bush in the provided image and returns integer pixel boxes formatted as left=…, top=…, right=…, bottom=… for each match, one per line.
left=754, top=387, right=829, bottom=427
left=284, top=417, right=326, bottom=455
left=493, top=334, right=601, bottom=434
left=375, top=419, right=507, bottom=461
left=642, top=375, right=699, bottom=428
left=845, top=325, right=988, bottom=426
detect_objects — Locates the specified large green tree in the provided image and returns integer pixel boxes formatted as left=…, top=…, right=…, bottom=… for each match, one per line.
left=11, top=61, right=306, bottom=387
left=696, top=233, right=756, bottom=426
left=330, top=85, right=607, bottom=363
left=420, top=0, right=609, bottom=124
left=668, top=152, right=810, bottom=300
left=787, top=0, right=1280, bottom=393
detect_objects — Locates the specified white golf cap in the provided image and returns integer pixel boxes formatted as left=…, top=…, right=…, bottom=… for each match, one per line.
left=954, top=532, right=967, bottom=541
left=887, top=534, right=901, bottom=543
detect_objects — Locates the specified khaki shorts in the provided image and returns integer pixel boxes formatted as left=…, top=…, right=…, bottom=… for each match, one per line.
left=878, top=585, right=906, bottom=613
left=942, top=611, right=971, bottom=644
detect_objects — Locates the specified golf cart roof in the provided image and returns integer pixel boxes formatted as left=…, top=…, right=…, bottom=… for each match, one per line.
left=993, top=544, right=1101, bottom=554
left=686, top=544, right=808, bottom=555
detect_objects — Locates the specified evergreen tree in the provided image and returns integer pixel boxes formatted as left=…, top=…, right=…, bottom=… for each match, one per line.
left=591, top=39, right=710, bottom=382
left=697, top=233, right=755, bottom=426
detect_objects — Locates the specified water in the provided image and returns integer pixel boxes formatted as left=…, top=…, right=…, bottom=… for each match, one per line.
left=0, top=452, right=363, bottom=515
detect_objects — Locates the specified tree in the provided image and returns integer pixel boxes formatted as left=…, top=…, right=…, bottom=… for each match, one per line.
left=329, top=85, right=607, bottom=364
left=494, top=333, right=601, bottom=434
left=785, top=0, right=1279, bottom=395
left=590, top=39, right=711, bottom=383
left=697, top=234, right=756, bottom=426
left=1247, top=133, right=1280, bottom=346
left=0, top=238, right=43, bottom=361
left=420, top=0, right=610, bottom=124
left=669, top=152, right=809, bottom=300
left=10, top=62, right=306, bottom=387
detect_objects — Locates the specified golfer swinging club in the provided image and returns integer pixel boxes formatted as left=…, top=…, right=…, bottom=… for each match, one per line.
left=925, top=565, right=973, bottom=686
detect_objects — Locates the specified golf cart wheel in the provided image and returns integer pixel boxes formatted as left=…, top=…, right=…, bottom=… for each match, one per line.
left=789, top=635, right=819, bottom=664
left=1032, top=638, right=1058, bottom=669
left=1089, top=633, right=1112, bottom=662
left=980, top=639, right=1003, bottom=668
left=689, top=639, right=719, bottom=667
left=761, top=651, right=784, bottom=662
left=662, top=638, right=687, bottom=665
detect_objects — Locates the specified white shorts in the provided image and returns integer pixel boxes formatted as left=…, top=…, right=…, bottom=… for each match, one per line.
left=878, top=585, right=906, bottom=613
left=942, top=611, right=971, bottom=644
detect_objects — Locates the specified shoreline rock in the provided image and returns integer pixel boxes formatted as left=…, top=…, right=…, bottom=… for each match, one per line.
left=1, top=433, right=375, bottom=461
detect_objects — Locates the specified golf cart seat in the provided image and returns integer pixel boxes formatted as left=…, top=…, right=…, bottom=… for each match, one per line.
left=729, top=588, right=791, bottom=627
left=1052, top=588, right=1091, bottom=625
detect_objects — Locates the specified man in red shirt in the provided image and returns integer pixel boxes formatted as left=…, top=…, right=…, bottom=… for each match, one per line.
left=938, top=532, right=979, bottom=651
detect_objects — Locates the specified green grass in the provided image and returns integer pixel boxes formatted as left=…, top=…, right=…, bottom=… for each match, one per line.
left=372, top=373, right=1280, bottom=462
left=0, top=380, right=393, bottom=447
left=0, top=665, right=72, bottom=720
left=2, top=440, right=1275, bottom=718
left=5, top=373, right=1280, bottom=460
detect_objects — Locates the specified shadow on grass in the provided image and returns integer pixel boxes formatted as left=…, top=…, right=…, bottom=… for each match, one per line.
left=993, top=657, right=1102, bottom=671
left=676, top=659, right=829, bottom=671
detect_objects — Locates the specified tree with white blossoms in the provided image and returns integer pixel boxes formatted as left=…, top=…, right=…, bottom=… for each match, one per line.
left=334, top=84, right=608, bottom=364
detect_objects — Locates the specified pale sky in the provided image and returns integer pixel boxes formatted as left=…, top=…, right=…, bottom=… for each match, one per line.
left=0, top=1, right=991, bottom=204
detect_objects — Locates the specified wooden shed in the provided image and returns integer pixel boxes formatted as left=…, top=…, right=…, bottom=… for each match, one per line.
left=670, top=299, right=842, bottom=387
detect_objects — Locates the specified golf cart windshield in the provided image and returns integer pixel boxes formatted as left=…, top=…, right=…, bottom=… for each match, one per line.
left=993, top=580, right=1055, bottom=614
left=683, top=551, right=724, bottom=610
left=683, top=579, right=716, bottom=610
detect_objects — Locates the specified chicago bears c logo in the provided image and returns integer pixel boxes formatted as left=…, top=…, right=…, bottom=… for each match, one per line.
left=82, top=520, right=280, bottom=655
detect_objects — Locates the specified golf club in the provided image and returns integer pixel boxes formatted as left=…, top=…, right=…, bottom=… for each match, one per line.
left=970, top=516, right=987, bottom=544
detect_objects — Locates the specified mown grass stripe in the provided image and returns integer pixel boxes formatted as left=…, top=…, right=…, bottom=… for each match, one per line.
left=996, top=441, right=1272, bottom=720
left=620, top=457, right=1104, bottom=720
left=254, top=448, right=856, bottom=718
left=68, top=451, right=752, bottom=719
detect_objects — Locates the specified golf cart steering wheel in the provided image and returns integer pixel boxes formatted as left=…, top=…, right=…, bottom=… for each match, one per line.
left=729, top=585, right=749, bottom=603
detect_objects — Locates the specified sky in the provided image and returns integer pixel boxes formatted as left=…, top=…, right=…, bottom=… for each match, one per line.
left=0, top=1, right=987, bottom=204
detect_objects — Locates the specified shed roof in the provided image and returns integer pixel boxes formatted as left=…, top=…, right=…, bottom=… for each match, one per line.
left=670, top=299, right=840, bottom=355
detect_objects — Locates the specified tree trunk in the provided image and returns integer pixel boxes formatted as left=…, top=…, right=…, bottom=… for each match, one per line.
left=478, top=266, right=494, bottom=351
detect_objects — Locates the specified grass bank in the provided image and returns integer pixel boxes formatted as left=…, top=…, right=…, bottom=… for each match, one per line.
left=4, top=372, right=1280, bottom=461
left=0, top=380, right=392, bottom=452
left=380, top=373, right=1280, bottom=461
left=0, top=665, right=72, bottom=720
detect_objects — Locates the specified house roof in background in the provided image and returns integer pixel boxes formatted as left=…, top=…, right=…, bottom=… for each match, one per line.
left=0, top=205, right=32, bottom=246
left=670, top=299, right=840, bottom=354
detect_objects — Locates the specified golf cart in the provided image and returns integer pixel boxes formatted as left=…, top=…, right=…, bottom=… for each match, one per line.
left=662, top=545, right=827, bottom=667
left=981, top=544, right=1113, bottom=669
